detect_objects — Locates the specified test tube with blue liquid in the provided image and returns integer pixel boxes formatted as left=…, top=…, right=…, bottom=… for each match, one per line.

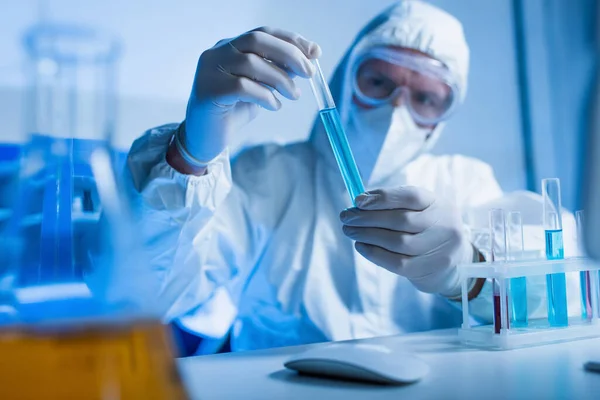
left=542, top=178, right=568, bottom=327
left=576, top=210, right=593, bottom=321
left=507, top=211, right=528, bottom=327
left=309, top=59, right=365, bottom=205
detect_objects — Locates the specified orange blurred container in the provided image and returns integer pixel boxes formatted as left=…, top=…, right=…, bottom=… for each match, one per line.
left=0, top=321, right=188, bottom=400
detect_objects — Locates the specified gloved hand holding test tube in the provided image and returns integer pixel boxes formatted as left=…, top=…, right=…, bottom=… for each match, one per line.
left=309, top=59, right=365, bottom=205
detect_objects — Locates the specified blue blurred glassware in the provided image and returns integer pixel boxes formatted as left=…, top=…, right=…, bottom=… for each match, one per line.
left=0, top=24, right=188, bottom=399
left=0, top=24, right=160, bottom=325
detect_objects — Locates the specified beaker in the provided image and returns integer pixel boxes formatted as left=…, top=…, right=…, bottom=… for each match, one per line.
left=0, top=22, right=165, bottom=323
left=0, top=23, right=187, bottom=399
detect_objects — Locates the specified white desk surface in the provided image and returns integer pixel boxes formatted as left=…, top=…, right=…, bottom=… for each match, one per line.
left=177, top=329, right=600, bottom=399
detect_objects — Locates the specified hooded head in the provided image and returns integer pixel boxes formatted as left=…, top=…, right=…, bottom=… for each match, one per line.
left=309, top=0, right=469, bottom=187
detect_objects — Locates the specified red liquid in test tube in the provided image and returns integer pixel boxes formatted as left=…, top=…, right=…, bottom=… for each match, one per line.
left=490, top=209, right=509, bottom=334
left=493, top=282, right=509, bottom=334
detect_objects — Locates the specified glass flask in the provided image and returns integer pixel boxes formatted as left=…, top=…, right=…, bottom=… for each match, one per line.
left=0, top=24, right=187, bottom=399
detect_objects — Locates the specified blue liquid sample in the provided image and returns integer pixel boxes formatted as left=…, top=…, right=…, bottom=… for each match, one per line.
left=9, top=134, right=94, bottom=287
left=545, top=229, right=568, bottom=327
left=509, top=277, right=528, bottom=327
left=580, top=271, right=592, bottom=321
left=319, top=107, right=365, bottom=205
left=40, top=155, right=73, bottom=282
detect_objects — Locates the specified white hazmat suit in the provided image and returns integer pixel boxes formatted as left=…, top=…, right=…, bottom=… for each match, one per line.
left=125, top=1, right=580, bottom=353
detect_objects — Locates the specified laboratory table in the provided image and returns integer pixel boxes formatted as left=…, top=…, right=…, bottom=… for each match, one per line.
left=177, top=329, right=600, bottom=399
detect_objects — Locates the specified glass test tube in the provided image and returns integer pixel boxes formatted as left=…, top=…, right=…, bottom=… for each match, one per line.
left=309, top=59, right=365, bottom=206
left=576, top=210, right=593, bottom=321
left=507, top=211, right=528, bottom=327
left=490, top=209, right=509, bottom=334
left=542, top=178, right=568, bottom=327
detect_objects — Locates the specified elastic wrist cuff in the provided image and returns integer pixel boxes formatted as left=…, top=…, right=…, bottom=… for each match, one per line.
left=174, top=121, right=211, bottom=168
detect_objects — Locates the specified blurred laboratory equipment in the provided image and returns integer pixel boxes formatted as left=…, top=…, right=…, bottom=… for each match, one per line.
left=459, top=179, right=600, bottom=350
left=583, top=10, right=600, bottom=260
left=0, top=23, right=187, bottom=399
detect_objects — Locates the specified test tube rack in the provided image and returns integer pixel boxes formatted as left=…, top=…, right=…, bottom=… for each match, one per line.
left=458, top=257, right=600, bottom=350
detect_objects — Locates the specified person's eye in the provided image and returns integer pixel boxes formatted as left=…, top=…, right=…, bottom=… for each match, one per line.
left=414, top=92, right=441, bottom=107
left=368, top=77, right=386, bottom=87
left=368, top=76, right=396, bottom=93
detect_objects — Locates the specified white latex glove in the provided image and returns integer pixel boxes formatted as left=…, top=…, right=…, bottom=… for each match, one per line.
left=184, top=26, right=322, bottom=162
left=340, top=187, right=474, bottom=297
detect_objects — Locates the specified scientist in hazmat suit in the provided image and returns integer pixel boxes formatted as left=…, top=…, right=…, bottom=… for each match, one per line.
left=125, top=0, right=579, bottom=353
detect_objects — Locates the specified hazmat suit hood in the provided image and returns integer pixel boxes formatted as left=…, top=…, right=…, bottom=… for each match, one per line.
left=309, top=0, right=470, bottom=187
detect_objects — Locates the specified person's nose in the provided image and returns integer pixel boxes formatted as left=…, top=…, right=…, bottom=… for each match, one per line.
left=391, top=90, right=405, bottom=108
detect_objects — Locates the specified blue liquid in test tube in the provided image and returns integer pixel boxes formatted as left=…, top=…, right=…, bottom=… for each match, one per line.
left=318, top=108, right=364, bottom=202
left=543, top=178, right=568, bottom=327
left=310, top=59, right=365, bottom=205
left=580, top=270, right=593, bottom=320
left=507, top=211, right=527, bottom=327
left=545, top=229, right=568, bottom=326
left=510, top=277, right=528, bottom=327
left=576, top=210, right=593, bottom=321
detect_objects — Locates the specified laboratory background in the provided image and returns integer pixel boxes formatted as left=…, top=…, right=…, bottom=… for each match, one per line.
left=1, top=0, right=600, bottom=398
left=0, top=0, right=594, bottom=209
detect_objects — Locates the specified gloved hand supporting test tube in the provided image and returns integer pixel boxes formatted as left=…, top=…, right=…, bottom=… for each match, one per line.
left=309, top=59, right=365, bottom=206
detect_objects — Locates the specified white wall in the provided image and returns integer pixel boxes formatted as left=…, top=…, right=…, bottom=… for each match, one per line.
left=0, top=0, right=527, bottom=190
left=426, top=0, right=525, bottom=192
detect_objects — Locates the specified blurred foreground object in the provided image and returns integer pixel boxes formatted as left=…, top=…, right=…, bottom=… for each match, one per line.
left=583, top=20, right=600, bottom=260
left=0, top=23, right=187, bottom=399
left=0, top=322, right=186, bottom=399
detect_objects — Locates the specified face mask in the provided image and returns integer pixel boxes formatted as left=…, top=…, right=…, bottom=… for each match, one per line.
left=346, top=104, right=431, bottom=186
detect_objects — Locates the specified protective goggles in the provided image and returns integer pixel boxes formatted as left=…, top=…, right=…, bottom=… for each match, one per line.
left=351, top=47, right=460, bottom=125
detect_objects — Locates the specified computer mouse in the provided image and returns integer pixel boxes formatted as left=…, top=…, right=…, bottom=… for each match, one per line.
left=284, top=343, right=429, bottom=385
